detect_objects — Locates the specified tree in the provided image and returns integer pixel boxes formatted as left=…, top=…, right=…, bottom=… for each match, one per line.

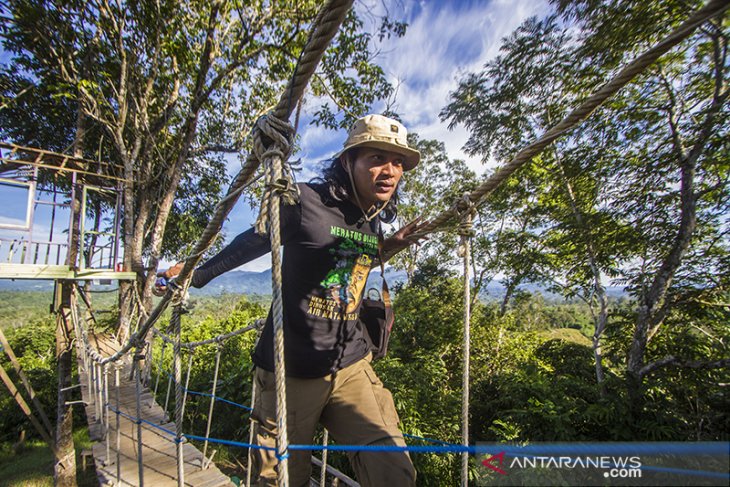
left=442, top=0, right=729, bottom=419
left=0, top=0, right=406, bottom=327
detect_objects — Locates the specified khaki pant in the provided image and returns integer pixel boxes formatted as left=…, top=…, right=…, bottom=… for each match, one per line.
left=251, top=356, right=416, bottom=487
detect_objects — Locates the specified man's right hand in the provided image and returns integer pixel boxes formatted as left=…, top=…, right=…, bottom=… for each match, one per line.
left=154, top=262, right=185, bottom=296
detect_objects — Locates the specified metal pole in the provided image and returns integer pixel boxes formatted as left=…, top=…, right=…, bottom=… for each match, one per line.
left=181, top=352, right=193, bottom=431
left=104, top=364, right=110, bottom=465
left=115, top=365, right=121, bottom=485
left=134, top=353, right=144, bottom=487
left=154, top=341, right=166, bottom=397
left=172, top=305, right=185, bottom=487
left=245, top=377, right=258, bottom=487
left=202, top=346, right=222, bottom=464
left=319, top=429, right=329, bottom=487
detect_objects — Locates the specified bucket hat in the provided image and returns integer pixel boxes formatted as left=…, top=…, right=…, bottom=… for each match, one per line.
left=335, top=114, right=420, bottom=171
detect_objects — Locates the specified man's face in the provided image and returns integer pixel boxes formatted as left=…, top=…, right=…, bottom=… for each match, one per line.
left=346, top=147, right=404, bottom=209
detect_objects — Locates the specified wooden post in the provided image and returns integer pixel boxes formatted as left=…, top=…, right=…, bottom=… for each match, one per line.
left=0, top=362, right=56, bottom=451
left=55, top=283, right=78, bottom=487
left=0, top=326, right=54, bottom=435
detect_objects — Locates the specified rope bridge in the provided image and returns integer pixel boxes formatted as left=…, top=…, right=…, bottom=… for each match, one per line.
left=74, top=283, right=483, bottom=487
left=69, top=1, right=730, bottom=486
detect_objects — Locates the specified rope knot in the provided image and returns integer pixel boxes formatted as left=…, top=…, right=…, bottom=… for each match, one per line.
left=454, top=194, right=476, bottom=238
left=253, top=113, right=300, bottom=235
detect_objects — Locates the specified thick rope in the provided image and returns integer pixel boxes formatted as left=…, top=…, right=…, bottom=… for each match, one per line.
left=456, top=199, right=475, bottom=487
left=397, top=0, right=730, bottom=247
left=105, top=0, right=354, bottom=367
left=265, top=152, right=291, bottom=486
left=254, top=115, right=299, bottom=235
left=152, top=319, right=264, bottom=350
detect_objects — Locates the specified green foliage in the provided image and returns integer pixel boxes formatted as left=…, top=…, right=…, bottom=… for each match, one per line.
left=0, top=291, right=54, bottom=329
left=0, top=428, right=98, bottom=486
left=0, top=315, right=57, bottom=444
left=152, top=295, right=267, bottom=451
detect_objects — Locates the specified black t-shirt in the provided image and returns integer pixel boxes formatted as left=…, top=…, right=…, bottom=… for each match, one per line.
left=191, top=182, right=378, bottom=378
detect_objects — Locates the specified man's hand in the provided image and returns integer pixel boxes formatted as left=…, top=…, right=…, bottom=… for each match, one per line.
left=153, top=262, right=185, bottom=296
left=381, top=217, right=429, bottom=261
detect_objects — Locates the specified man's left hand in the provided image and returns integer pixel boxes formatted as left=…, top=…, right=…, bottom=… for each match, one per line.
left=381, top=217, right=429, bottom=260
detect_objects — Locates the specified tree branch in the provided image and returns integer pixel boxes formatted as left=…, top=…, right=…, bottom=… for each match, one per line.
left=640, top=356, right=730, bottom=378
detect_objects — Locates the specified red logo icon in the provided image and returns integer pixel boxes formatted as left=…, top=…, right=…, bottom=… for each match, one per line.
left=482, top=451, right=507, bottom=475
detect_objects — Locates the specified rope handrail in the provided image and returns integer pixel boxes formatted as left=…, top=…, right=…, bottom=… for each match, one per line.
left=391, top=0, right=730, bottom=251
left=151, top=319, right=264, bottom=350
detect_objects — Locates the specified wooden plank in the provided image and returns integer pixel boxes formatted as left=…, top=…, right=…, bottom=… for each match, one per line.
left=0, top=263, right=136, bottom=280
left=81, top=334, right=233, bottom=486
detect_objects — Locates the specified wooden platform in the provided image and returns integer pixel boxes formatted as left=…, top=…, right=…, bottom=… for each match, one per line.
left=78, top=333, right=233, bottom=487
left=0, top=263, right=137, bottom=280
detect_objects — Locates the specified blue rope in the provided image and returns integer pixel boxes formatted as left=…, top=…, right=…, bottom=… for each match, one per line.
left=107, top=404, right=177, bottom=437
left=163, top=371, right=252, bottom=411
left=100, top=403, right=730, bottom=482
left=184, top=433, right=276, bottom=452
left=185, top=389, right=253, bottom=411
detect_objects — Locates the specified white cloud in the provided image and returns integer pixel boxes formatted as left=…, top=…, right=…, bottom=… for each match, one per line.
left=368, top=0, right=550, bottom=175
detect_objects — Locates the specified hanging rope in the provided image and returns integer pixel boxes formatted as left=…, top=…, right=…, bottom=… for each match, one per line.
left=253, top=115, right=299, bottom=235
left=456, top=196, right=475, bottom=487
left=257, top=123, right=294, bottom=486
left=390, top=0, right=730, bottom=250
left=202, top=344, right=222, bottom=467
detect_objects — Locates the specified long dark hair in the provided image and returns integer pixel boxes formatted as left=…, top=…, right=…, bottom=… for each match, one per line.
left=312, top=148, right=399, bottom=223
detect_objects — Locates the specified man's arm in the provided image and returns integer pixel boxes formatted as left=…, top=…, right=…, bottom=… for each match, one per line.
left=380, top=217, right=429, bottom=263
left=159, top=202, right=302, bottom=289
left=190, top=228, right=271, bottom=288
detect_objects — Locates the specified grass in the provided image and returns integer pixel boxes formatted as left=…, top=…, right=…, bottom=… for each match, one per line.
left=539, top=327, right=592, bottom=346
left=0, top=428, right=98, bottom=487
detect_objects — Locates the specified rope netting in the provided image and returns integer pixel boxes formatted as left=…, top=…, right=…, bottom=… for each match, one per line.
left=70, top=1, right=729, bottom=486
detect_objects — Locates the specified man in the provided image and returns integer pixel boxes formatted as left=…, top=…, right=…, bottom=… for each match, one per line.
left=160, top=114, right=425, bottom=486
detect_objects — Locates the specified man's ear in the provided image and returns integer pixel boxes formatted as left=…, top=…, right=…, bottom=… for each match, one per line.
left=340, top=155, right=351, bottom=174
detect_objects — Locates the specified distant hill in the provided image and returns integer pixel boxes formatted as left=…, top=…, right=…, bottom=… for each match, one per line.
left=0, top=268, right=627, bottom=300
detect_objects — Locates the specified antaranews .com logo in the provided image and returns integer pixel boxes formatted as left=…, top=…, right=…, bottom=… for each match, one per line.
left=475, top=442, right=728, bottom=486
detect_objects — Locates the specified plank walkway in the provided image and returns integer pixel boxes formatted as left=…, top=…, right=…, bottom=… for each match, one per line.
left=78, top=333, right=233, bottom=487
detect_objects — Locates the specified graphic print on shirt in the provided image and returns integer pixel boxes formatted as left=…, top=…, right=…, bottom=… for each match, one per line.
left=306, top=225, right=378, bottom=320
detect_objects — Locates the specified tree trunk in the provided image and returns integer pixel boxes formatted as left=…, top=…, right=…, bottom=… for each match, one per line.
left=54, top=283, right=78, bottom=487
left=54, top=108, right=86, bottom=486
left=626, top=135, right=699, bottom=419
left=556, top=160, right=608, bottom=394
left=499, top=278, right=520, bottom=316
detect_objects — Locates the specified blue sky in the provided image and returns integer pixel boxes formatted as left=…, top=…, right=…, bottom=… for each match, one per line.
left=1, top=0, right=549, bottom=272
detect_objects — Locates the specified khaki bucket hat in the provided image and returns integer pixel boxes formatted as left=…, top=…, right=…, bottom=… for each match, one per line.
left=335, top=114, right=421, bottom=171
